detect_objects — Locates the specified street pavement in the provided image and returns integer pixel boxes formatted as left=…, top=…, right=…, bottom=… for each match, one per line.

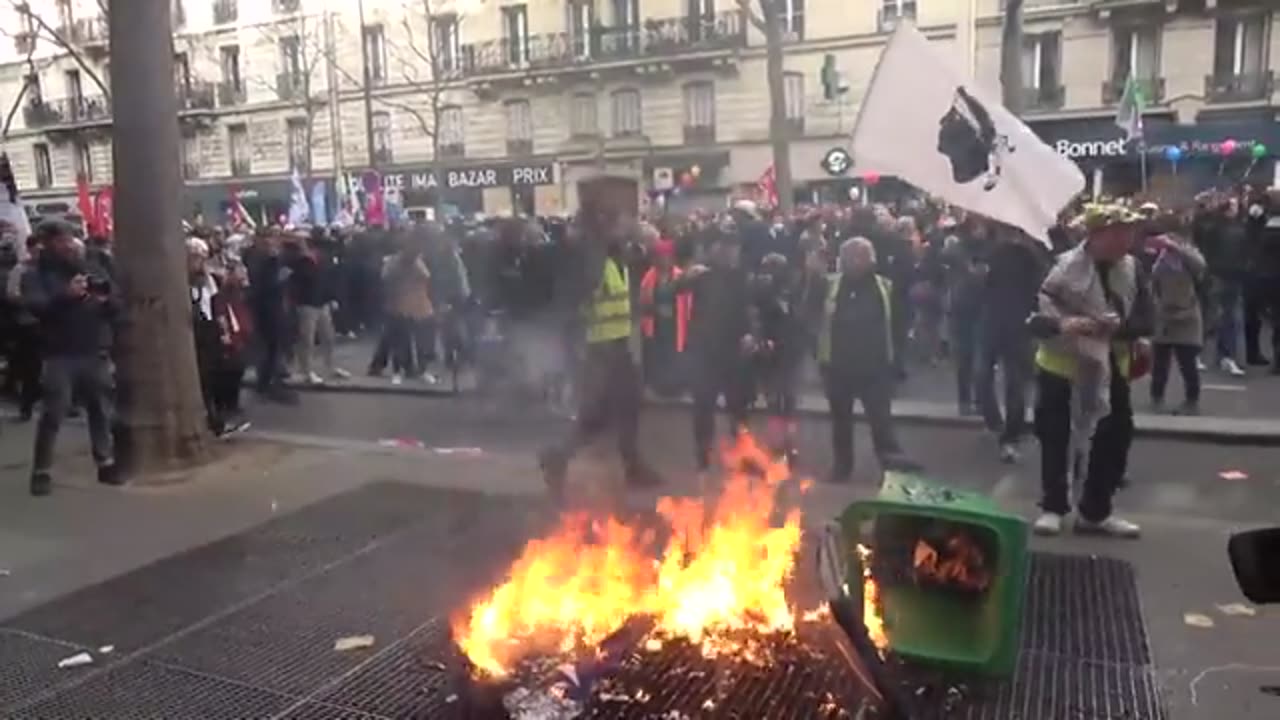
left=284, top=335, right=1280, bottom=442
left=1, top=390, right=1278, bottom=719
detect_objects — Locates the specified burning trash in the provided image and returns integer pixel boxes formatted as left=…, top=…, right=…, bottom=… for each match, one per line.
left=449, top=431, right=889, bottom=719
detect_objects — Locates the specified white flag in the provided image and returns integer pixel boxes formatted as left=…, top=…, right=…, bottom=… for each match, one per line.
left=851, top=24, right=1084, bottom=245
left=287, top=168, right=310, bottom=227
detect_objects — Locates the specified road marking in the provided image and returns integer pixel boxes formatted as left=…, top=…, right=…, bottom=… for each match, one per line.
left=1201, top=384, right=1246, bottom=392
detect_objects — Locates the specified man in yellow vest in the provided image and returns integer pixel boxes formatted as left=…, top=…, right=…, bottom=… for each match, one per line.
left=539, top=177, right=660, bottom=499
left=817, top=237, right=918, bottom=483
left=1029, top=202, right=1153, bottom=538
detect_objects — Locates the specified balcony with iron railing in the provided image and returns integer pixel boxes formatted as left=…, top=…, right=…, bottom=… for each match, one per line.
left=23, top=95, right=111, bottom=129
left=276, top=72, right=305, bottom=102
left=683, top=124, right=715, bottom=145
left=217, top=81, right=247, bottom=107
left=506, top=138, right=533, bottom=156
left=67, top=16, right=108, bottom=48
left=177, top=81, right=217, bottom=112
left=1102, top=76, right=1165, bottom=104
left=372, top=146, right=394, bottom=166
left=1205, top=71, right=1274, bottom=103
left=213, top=0, right=238, bottom=24
left=1018, top=84, right=1066, bottom=111
left=461, top=10, right=745, bottom=77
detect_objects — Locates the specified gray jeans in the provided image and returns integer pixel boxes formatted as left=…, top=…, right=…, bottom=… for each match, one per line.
left=33, top=354, right=116, bottom=475
left=296, top=304, right=336, bottom=376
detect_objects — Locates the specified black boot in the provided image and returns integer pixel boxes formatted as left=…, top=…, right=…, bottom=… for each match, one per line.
left=97, top=463, right=125, bottom=487
left=30, top=472, right=51, bottom=497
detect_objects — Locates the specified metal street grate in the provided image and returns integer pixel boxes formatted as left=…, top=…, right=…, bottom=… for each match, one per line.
left=1021, top=552, right=1152, bottom=665
left=3, top=481, right=480, bottom=653
left=0, top=630, right=97, bottom=710
left=8, top=660, right=295, bottom=720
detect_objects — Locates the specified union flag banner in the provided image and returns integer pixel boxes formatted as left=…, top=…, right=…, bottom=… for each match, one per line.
left=756, top=164, right=777, bottom=207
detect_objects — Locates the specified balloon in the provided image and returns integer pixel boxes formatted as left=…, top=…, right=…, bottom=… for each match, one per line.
left=680, top=172, right=693, bottom=187
left=847, top=186, right=860, bottom=201
left=863, top=171, right=881, bottom=185
left=1165, top=146, right=1182, bottom=162
left=690, top=165, right=702, bottom=178
left=1221, top=139, right=1237, bottom=155
left=1252, top=143, right=1268, bottom=159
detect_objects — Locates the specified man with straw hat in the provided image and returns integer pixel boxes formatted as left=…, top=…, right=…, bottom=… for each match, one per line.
left=1028, top=201, right=1153, bottom=539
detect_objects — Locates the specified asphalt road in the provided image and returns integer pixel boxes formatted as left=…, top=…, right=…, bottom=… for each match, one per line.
left=248, top=390, right=1280, bottom=720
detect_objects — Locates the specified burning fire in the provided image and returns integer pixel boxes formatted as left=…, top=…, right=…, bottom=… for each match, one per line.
left=913, top=534, right=991, bottom=592
left=454, top=432, right=805, bottom=677
left=856, top=544, right=889, bottom=652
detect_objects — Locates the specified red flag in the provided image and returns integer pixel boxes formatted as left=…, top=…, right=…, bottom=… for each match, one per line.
left=756, top=164, right=778, bottom=208
left=93, top=187, right=113, bottom=238
left=76, top=173, right=98, bottom=236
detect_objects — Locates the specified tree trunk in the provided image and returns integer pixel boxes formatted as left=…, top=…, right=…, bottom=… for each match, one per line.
left=760, top=0, right=793, bottom=212
left=109, top=0, right=210, bottom=478
left=1000, top=0, right=1025, bottom=114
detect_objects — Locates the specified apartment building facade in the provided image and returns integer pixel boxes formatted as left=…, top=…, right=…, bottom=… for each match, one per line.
left=0, top=0, right=1276, bottom=221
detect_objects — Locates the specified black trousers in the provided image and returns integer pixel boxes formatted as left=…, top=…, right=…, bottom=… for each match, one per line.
left=1150, top=343, right=1200, bottom=404
left=554, top=339, right=642, bottom=472
left=254, top=318, right=284, bottom=392
left=950, top=308, right=981, bottom=408
left=690, top=357, right=753, bottom=471
left=1035, top=368, right=1133, bottom=522
left=976, top=325, right=1033, bottom=444
left=7, top=325, right=42, bottom=414
left=1243, top=275, right=1280, bottom=362
left=822, top=368, right=902, bottom=475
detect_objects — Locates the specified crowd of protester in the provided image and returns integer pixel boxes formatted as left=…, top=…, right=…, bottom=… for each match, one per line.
left=2, top=183, right=1278, bottom=527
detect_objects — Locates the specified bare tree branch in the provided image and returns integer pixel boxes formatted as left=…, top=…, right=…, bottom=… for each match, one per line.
left=11, top=0, right=112, bottom=99
left=2, top=30, right=60, bottom=138
left=734, top=0, right=767, bottom=33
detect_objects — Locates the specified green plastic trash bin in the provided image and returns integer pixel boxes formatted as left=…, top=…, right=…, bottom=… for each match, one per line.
left=837, top=473, right=1029, bottom=676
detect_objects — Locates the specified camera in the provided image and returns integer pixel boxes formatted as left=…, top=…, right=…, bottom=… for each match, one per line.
left=86, top=275, right=110, bottom=295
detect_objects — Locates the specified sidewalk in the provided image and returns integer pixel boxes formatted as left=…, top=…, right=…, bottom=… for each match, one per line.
left=270, top=335, right=1280, bottom=443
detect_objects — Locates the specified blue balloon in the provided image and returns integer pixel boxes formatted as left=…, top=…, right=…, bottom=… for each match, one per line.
left=1165, top=146, right=1183, bottom=161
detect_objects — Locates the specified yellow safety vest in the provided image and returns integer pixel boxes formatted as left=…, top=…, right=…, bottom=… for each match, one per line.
left=585, top=258, right=632, bottom=344
left=1035, top=341, right=1132, bottom=380
left=816, top=273, right=894, bottom=365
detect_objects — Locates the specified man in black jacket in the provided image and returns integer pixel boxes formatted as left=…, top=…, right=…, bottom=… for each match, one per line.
left=22, top=220, right=122, bottom=496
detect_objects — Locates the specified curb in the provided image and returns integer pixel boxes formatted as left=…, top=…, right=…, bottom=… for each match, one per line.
left=265, top=382, right=1280, bottom=446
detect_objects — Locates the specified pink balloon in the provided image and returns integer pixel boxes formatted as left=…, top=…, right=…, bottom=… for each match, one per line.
left=863, top=171, right=881, bottom=185
left=1221, top=139, right=1238, bottom=155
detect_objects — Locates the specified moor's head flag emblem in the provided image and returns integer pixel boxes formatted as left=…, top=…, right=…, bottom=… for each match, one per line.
left=936, top=86, right=1016, bottom=191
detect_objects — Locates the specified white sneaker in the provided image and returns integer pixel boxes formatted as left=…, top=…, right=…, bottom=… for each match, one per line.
left=1220, top=358, right=1246, bottom=377
left=1032, top=512, right=1064, bottom=536
left=306, top=372, right=324, bottom=386
left=1074, top=515, right=1141, bottom=539
left=999, top=443, right=1021, bottom=465
left=1196, top=357, right=1207, bottom=372
left=331, top=368, right=351, bottom=380
left=419, top=372, right=439, bottom=384
left=391, top=373, right=404, bottom=386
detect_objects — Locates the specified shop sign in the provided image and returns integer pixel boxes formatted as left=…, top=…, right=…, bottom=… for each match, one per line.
left=820, top=147, right=853, bottom=176
left=346, top=162, right=555, bottom=193
left=1053, top=138, right=1129, bottom=159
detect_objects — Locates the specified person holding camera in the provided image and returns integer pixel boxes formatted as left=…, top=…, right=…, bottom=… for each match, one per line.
left=21, top=220, right=122, bottom=496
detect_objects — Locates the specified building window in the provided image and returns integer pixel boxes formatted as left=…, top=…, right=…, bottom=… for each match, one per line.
left=568, top=0, right=595, bottom=59
left=214, top=0, right=237, bottom=24
left=879, top=0, right=917, bottom=31
left=570, top=92, right=598, bottom=137
left=781, top=0, right=804, bottom=40
left=273, top=0, right=300, bottom=13
left=432, top=14, right=461, bottom=73
left=173, top=52, right=190, bottom=95
left=611, top=88, right=641, bottom=137
left=1214, top=14, right=1267, bottom=79
left=371, top=111, right=392, bottom=163
left=65, top=69, right=82, bottom=104
left=182, top=134, right=201, bottom=179
left=228, top=123, right=250, bottom=176
left=25, top=72, right=42, bottom=104
left=505, top=99, right=533, bottom=155
left=171, top=0, right=186, bottom=29
left=220, top=44, right=242, bottom=102
left=440, top=105, right=465, bottom=157
left=686, top=0, right=714, bottom=41
left=280, top=35, right=302, bottom=78
left=286, top=118, right=308, bottom=172
left=1112, top=26, right=1159, bottom=83
left=783, top=72, right=804, bottom=131
left=364, top=24, right=387, bottom=85
left=55, top=0, right=72, bottom=31
left=74, top=140, right=93, bottom=182
left=682, top=81, right=715, bottom=143
left=1021, top=31, right=1063, bottom=108
left=33, top=143, right=52, bottom=188
left=503, top=5, right=529, bottom=65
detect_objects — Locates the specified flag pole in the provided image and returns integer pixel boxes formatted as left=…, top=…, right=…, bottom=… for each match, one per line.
left=1140, top=139, right=1148, bottom=194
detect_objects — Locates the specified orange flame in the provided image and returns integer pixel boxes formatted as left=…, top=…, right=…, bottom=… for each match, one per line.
left=913, top=534, right=991, bottom=592
left=453, top=431, right=805, bottom=677
left=856, top=544, right=889, bottom=652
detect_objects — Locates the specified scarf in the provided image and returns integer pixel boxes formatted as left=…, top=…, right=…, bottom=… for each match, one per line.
left=190, top=273, right=218, bottom=322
